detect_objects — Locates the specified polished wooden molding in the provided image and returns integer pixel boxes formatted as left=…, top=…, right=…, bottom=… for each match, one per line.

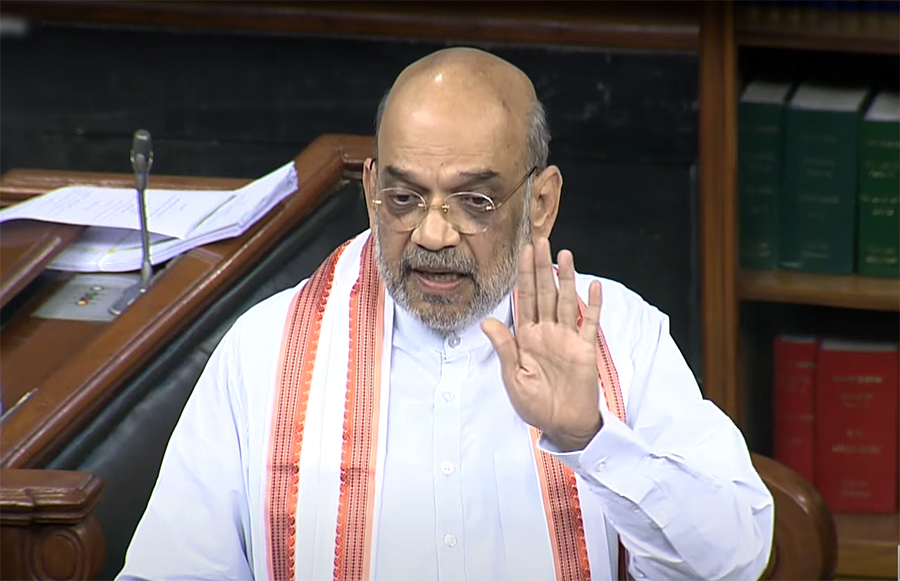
left=0, top=469, right=105, bottom=580
left=834, top=513, right=899, bottom=579
left=737, top=3, right=900, bottom=55
left=698, top=1, right=740, bottom=421
left=2, top=1, right=700, bottom=51
left=753, top=453, right=838, bottom=581
left=739, top=269, right=900, bottom=312
left=0, top=134, right=374, bottom=469
left=0, top=221, right=84, bottom=308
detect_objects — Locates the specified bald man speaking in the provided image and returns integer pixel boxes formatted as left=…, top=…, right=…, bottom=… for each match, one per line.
left=119, top=48, right=773, bottom=581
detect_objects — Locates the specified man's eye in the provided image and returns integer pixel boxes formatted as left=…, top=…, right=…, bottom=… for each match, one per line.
left=457, top=194, right=494, bottom=211
left=386, top=191, right=420, bottom=208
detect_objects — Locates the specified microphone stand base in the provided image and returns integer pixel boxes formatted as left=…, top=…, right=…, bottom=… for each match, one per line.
left=108, top=280, right=148, bottom=317
left=31, top=273, right=143, bottom=323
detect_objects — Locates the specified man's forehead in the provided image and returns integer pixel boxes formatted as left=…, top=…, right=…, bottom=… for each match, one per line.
left=379, top=162, right=503, bottom=184
left=377, top=107, right=523, bottom=175
left=382, top=96, right=515, bottom=141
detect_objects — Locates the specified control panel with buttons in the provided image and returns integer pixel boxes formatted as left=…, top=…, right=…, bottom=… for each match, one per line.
left=33, top=273, right=142, bottom=322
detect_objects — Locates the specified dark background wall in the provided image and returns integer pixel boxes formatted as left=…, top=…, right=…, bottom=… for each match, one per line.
left=0, top=22, right=703, bottom=378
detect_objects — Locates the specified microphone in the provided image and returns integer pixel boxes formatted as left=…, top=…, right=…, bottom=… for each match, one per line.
left=110, top=129, right=156, bottom=316
left=131, top=129, right=153, bottom=193
left=131, top=129, right=154, bottom=291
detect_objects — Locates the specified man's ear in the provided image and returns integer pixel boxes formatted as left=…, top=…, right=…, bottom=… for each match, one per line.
left=530, top=165, right=562, bottom=240
left=362, top=157, right=377, bottom=229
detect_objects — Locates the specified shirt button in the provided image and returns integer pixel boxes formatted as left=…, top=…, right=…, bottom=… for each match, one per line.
left=443, top=533, right=457, bottom=547
left=440, top=461, right=455, bottom=475
left=448, top=336, right=461, bottom=348
left=594, top=459, right=607, bottom=472
left=441, top=390, right=455, bottom=402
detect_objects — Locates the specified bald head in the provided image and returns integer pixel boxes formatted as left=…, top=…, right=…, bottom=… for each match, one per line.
left=375, top=47, right=548, bottom=172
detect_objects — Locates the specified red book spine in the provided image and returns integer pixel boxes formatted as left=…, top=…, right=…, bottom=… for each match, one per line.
left=773, top=336, right=818, bottom=483
left=814, top=341, right=900, bottom=513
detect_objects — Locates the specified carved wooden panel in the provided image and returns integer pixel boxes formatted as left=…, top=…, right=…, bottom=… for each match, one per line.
left=0, top=469, right=105, bottom=580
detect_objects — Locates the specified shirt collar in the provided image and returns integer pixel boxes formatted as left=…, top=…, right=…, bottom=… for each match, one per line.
left=392, top=293, right=513, bottom=354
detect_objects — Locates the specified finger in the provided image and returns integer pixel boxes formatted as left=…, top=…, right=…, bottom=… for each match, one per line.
left=556, top=249, right=578, bottom=330
left=579, top=280, right=603, bottom=343
left=517, top=243, right=537, bottom=324
left=534, top=237, right=557, bottom=322
left=481, top=318, right=520, bottom=375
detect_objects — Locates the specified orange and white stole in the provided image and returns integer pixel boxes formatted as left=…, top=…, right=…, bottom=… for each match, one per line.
left=265, top=233, right=628, bottom=581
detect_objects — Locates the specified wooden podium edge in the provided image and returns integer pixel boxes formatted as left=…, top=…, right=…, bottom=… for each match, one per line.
left=0, top=134, right=374, bottom=469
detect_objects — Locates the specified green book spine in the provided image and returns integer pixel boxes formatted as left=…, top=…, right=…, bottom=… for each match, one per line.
left=779, top=113, right=802, bottom=269
left=785, top=109, right=860, bottom=274
left=739, top=102, right=784, bottom=270
left=858, top=119, right=900, bottom=277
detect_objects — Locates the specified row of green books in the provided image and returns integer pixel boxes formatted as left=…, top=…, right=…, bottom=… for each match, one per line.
left=738, top=82, right=899, bottom=277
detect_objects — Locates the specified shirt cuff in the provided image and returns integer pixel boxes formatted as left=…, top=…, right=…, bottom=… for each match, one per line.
left=537, top=405, right=657, bottom=503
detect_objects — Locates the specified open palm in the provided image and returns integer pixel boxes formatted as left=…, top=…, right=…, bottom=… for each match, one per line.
left=482, top=238, right=603, bottom=452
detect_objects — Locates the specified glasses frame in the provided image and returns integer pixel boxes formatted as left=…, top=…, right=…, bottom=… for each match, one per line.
left=370, top=160, right=537, bottom=234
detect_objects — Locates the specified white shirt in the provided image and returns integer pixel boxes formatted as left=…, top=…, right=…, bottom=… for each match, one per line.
left=118, top=272, right=773, bottom=581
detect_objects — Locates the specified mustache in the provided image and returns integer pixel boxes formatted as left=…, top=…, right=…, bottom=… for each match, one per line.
left=401, top=246, right=475, bottom=277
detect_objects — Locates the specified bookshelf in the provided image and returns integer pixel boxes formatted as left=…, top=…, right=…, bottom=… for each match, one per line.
left=734, top=3, right=900, bottom=579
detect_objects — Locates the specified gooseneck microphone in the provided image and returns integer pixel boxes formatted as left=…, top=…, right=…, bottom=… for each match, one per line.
left=131, top=129, right=154, bottom=291
left=110, top=128, right=156, bottom=316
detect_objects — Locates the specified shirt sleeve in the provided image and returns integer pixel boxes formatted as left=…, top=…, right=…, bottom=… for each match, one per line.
left=541, top=307, right=774, bottom=580
left=116, top=322, right=254, bottom=581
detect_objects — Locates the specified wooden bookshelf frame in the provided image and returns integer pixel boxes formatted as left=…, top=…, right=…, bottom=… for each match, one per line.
left=739, top=270, right=900, bottom=312
left=736, top=3, right=900, bottom=55
left=834, top=513, right=900, bottom=579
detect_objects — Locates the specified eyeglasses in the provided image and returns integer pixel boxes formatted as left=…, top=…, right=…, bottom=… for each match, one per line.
left=371, top=163, right=537, bottom=235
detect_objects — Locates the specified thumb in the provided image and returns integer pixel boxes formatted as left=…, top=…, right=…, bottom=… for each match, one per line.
left=481, top=317, right=519, bottom=372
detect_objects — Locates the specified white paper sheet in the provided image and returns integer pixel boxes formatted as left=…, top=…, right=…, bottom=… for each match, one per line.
left=0, top=185, right=235, bottom=239
left=45, top=161, right=300, bottom=272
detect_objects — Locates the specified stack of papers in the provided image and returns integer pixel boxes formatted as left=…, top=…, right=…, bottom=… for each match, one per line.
left=0, top=162, right=298, bottom=272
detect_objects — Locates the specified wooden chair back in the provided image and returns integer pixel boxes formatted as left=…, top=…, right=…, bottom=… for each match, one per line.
left=753, top=453, right=838, bottom=580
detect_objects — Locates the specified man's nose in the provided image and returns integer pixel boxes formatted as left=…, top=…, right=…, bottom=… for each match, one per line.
left=410, top=206, right=461, bottom=251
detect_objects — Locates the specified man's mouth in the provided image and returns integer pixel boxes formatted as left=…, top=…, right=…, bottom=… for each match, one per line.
left=410, top=269, right=468, bottom=293
left=415, top=270, right=464, bottom=281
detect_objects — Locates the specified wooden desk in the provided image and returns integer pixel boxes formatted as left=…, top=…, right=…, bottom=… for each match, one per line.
left=0, top=221, right=84, bottom=308
left=0, top=134, right=373, bottom=579
left=0, top=134, right=372, bottom=470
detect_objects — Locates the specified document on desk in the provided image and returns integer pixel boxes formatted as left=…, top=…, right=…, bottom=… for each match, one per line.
left=0, top=161, right=299, bottom=272
left=0, top=184, right=234, bottom=239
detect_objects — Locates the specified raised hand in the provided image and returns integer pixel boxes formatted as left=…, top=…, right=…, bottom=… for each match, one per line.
left=481, top=237, right=603, bottom=452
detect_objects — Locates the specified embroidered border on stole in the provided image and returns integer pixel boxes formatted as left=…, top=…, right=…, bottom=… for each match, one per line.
left=596, top=328, right=625, bottom=422
left=269, top=240, right=628, bottom=581
left=266, top=241, right=350, bottom=581
left=527, top=293, right=628, bottom=581
left=333, top=239, right=383, bottom=581
left=530, top=426, right=592, bottom=581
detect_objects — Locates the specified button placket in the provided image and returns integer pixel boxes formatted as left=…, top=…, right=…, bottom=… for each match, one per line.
left=433, top=350, right=467, bottom=578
